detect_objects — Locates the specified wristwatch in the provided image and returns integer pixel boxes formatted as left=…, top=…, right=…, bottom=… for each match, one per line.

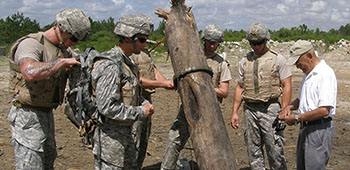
left=294, top=114, right=299, bottom=125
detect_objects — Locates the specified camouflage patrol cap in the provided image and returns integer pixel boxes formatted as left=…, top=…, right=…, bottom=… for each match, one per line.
left=202, top=24, right=224, bottom=43
left=114, top=14, right=154, bottom=38
left=246, top=22, right=270, bottom=41
left=56, top=8, right=91, bottom=41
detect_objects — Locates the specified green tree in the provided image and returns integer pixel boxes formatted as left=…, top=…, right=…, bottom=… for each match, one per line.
left=148, top=20, right=167, bottom=54
left=338, top=24, right=350, bottom=36
left=223, top=29, right=246, bottom=42
left=74, top=31, right=118, bottom=52
left=90, top=17, right=115, bottom=34
left=149, top=20, right=166, bottom=41
left=0, top=12, right=40, bottom=46
left=299, top=24, right=308, bottom=33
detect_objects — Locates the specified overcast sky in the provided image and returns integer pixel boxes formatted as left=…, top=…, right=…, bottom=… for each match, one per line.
left=0, top=0, right=349, bottom=31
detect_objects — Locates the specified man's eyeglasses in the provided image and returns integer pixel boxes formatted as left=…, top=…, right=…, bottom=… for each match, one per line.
left=294, top=56, right=302, bottom=67
left=295, top=53, right=308, bottom=67
left=295, top=59, right=302, bottom=67
left=249, top=40, right=264, bottom=46
left=70, top=35, right=79, bottom=43
left=135, top=36, right=147, bottom=43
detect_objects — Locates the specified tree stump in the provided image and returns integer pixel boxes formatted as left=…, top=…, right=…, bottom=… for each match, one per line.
left=156, top=1, right=237, bottom=169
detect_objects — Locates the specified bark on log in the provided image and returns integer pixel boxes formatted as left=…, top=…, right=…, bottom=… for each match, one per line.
left=156, top=1, right=238, bottom=170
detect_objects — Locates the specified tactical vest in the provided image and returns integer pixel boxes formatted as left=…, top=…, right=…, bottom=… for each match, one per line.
left=121, top=57, right=142, bottom=107
left=242, top=50, right=281, bottom=102
left=8, top=32, right=68, bottom=109
left=207, top=54, right=227, bottom=102
left=206, top=54, right=226, bottom=88
left=131, top=50, right=155, bottom=96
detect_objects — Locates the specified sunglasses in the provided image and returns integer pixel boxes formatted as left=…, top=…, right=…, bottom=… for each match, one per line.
left=206, top=40, right=219, bottom=46
left=70, top=35, right=79, bottom=43
left=135, top=36, right=147, bottom=43
left=249, top=40, right=264, bottom=46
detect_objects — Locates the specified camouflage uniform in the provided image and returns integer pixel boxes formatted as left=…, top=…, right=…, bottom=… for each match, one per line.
left=239, top=23, right=290, bottom=170
left=161, top=24, right=232, bottom=170
left=8, top=106, right=57, bottom=169
left=91, top=47, right=148, bottom=170
left=130, top=50, right=155, bottom=168
left=92, top=14, right=153, bottom=170
left=7, top=8, right=90, bottom=169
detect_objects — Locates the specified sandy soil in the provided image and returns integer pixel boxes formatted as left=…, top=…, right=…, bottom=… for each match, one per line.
left=0, top=46, right=350, bottom=170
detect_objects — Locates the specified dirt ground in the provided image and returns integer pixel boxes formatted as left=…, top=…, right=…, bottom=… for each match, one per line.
left=1, top=46, right=350, bottom=170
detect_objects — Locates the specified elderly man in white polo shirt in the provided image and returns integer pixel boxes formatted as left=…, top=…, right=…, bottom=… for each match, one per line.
left=280, top=40, right=337, bottom=170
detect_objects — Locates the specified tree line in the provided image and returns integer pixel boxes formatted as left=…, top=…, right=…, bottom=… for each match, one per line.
left=1, top=12, right=349, bottom=54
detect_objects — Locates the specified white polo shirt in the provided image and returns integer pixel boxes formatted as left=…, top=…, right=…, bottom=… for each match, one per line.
left=298, top=60, right=337, bottom=117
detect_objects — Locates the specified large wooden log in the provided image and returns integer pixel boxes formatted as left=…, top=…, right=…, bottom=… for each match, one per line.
left=156, top=1, right=237, bottom=170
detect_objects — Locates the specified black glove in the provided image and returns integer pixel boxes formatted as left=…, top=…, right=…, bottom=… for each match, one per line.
left=272, top=116, right=286, bottom=131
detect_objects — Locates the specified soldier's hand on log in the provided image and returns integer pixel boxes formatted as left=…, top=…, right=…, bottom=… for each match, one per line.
left=162, top=80, right=175, bottom=90
left=144, top=103, right=154, bottom=118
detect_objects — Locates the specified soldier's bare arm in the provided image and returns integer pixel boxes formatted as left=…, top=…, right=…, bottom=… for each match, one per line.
left=230, top=82, right=244, bottom=129
left=19, top=57, right=80, bottom=81
left=280, top=76, right=292, bottom=116
left=215, top=81, right=229, bottom=98
left=154, top=67, right=167, bottom=81
left=141, top=68, right=174, bottom=89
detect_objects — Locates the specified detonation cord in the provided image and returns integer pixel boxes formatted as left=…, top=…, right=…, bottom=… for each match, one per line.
left=173, top=66, right=213, bottom=88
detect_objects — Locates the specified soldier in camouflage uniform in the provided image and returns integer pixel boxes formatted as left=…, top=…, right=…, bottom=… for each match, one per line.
left=230, top=22, right=292, bottom=170
left=7, top=8, right=91, bottom=169
left=161, top=24, right=232, bottom=170
left=91, top=14, right=155, bottom=170
left=131, top=49, right=174, bottom=169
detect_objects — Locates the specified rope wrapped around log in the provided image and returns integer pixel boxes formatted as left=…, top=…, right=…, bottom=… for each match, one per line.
left=173, top=66, right=213, bottom=88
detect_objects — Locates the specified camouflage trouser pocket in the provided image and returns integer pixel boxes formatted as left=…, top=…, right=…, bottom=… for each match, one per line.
left=17, top=108, right=40, bottom=130
left=274, top=130, right=285, bottom=146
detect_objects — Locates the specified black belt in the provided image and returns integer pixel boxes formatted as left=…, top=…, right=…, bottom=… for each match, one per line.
left=301, top=117, right=332, bottom=126
left=13, top=100, right=53, bottom=112
left=245, top=98, right=279, bottom=106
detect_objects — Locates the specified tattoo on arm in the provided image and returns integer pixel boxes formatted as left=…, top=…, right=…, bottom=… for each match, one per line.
left=24, top=63, right=53, bottom=75
left=20, top=58, right=59, bottom=76
left=50, top=60, right=58, bottom=67
left=24, top=64, right=36, bottom=75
